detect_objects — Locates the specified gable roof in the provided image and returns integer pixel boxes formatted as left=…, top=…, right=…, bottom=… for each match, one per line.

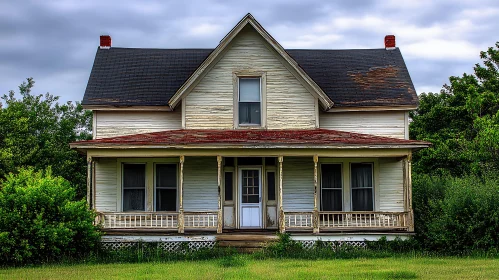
left=82, top=14, right=418, bottom=109
left=70, top=129, right=430, bottom=149
left=168, top=14, right=334, bottom=110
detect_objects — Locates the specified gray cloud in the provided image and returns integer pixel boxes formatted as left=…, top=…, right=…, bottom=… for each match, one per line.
left=0, top=0, right=497, bottom=103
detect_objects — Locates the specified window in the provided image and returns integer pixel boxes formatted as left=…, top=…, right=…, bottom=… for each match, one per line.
left=123, top=164, right=146, bottom=211
left=224, top=172, right=233, bottom=201
left=321, top=164, right=342, bottom=211
left=238, top=78, right=261, bottom=125
left=267, top=171, right=276, bottom=201
left=155, top=164, right=177, bottom=211
left=351, top=163, right=374, bottom=211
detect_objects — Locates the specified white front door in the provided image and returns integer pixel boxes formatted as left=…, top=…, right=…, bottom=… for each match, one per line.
left=239, top=168, right=262, bottom=228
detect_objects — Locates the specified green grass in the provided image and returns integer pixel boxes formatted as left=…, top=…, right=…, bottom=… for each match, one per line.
left=2, top=256, right=499, bottom=279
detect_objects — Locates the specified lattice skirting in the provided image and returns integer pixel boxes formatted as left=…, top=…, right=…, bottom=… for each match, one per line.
left=297, top=240, right=367, bottom=250
left=101, top=241, right=216, bottom=252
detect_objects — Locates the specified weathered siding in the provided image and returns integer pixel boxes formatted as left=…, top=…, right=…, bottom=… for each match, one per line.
left=95, top=110, right=182, bottom=139
left=319, top=111, right=407, bottom=139
left=185, top=26, right=317, bottom=129
left=378, top=158, right=404, bottom=212
left=95, top=158, right=118, bottom=212
left=183, top=157, right=219, bottom=211
left=282, top=157, right=314, bottom=211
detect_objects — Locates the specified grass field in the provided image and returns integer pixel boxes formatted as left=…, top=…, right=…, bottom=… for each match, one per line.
left=2, top=256, right=498, bottom=279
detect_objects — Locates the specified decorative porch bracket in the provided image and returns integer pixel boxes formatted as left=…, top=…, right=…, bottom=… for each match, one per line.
left=278, top=156, right=285, bottom=233
left=178, top=155, right=185, bottom=233
left=217, top=155, right=223, bottom=233
left=313, top=155, right=319, bottom=233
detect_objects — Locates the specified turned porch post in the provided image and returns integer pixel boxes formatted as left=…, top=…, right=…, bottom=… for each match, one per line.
left=86, top=155, right=92, bottom=209
left=313, top=155, right=319, bottom=234
left=408, top=152, right=414, bottom=232
left=278, top=156, right=285, bottom=233
left=217, top=155, right=223, bottom=233
left=178, top=155, right=185, bottom=233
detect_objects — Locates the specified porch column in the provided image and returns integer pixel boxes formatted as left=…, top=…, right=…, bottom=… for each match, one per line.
left=278, top=156, right=285, bottom=233
left=313, top=155, right=319, bottom=234
left=86, top=155, right=92, bottom=209
left=217, top=155, right=223, bottom=233
left=178, top=155, right=185, bottom=234
left=408, top=152, right=414, bottom=232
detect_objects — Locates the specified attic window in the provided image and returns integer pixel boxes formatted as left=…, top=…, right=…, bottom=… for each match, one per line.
left=238, top=78, right=261, bottom=125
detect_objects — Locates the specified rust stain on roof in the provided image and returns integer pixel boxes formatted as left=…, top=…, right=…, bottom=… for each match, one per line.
left=348, top=66, right=408, bottom=90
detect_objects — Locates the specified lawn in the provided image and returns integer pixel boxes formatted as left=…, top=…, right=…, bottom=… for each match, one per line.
left=2, top=256, right=498, bottom=279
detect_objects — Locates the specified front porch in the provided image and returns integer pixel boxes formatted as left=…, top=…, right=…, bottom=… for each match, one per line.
left=87, top=154, right=415, bottom=235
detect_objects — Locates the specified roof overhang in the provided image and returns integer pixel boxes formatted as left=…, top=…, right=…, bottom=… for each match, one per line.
left=326, top=105, right=417, bottom=112
left=82, top=105, right=173, bottom=111
left=167, top=13, right=334, bottom=111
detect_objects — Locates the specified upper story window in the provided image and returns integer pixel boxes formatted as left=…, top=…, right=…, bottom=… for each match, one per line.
left=238, top=78, right=261, bottom=125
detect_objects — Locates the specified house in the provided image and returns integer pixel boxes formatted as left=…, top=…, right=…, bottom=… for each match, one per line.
left=71, top=14, right=429, bottom=248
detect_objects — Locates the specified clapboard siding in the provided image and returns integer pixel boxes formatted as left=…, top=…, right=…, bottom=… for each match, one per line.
left=185, top=26, right=317, bottom=129
left=95, top=158, right=118, bottom=212
left=183, top=157, right=219, bottom=211
left=95, top=110, right=182, bottom=139
left=378, top=159, right=404, bottom=212
left=319, top=111, right=407, bottom=139
left=282, top=157, right=315, bottom=211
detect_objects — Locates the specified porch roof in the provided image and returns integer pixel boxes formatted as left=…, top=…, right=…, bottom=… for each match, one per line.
left=70, top=129, right=430, bottom=149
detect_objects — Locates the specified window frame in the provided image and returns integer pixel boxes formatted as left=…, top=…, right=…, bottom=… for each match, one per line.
left=233, top=71, right=267, bottom=128
left=122, top=162, right=147, bottom=212
left=350, top=162, right=374, bottom=211
left=320, top=163, right=343, bottom=211
left=153, top=163, right=178, bottom=212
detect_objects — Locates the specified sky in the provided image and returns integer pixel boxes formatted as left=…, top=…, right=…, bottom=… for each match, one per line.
left=0, top=0, right=498, bottom=103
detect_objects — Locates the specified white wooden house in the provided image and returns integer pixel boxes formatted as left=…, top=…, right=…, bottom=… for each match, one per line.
left=71, top=14, right=429, bottom=245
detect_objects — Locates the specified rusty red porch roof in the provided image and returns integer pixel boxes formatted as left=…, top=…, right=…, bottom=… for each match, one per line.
left=70, top=129, right=430, bottom=149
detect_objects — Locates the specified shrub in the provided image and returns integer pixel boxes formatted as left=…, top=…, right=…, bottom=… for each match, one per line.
left=0, top=168, right=101, bottom=265
left=413, top=173, right=499, bottom=253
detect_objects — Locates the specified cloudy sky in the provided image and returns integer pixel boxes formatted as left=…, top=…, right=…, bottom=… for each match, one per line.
left=1, top=0, right=498, bottom=103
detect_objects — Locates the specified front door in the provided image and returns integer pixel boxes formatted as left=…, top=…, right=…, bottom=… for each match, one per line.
left=239, top=168, right=262, bottom=228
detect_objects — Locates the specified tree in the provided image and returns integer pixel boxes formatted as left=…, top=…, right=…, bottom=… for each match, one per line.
left=410, top=42, right=499, bottom=175
left=0, top=78, right=92, bottom=198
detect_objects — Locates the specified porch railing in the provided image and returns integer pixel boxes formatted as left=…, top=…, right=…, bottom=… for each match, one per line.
left=98, top=212, right=178, bottom=229
left=283, top=211, right=409, bottom=231
left=184, top=211, right=218, bottom=229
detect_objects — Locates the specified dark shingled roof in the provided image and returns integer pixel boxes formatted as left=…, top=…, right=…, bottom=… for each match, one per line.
left=82, top=47, right=417, bottom=108
left=71, top=129, right=430, bottom=147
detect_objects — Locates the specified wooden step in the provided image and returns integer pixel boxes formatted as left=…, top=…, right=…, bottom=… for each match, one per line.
left=218, top=241, right=271, bottom=248
left=216, top=234, right=278, bottom=242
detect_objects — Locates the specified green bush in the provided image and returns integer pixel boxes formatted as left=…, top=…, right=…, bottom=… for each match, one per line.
left=0, top=168, right=101, bottom=265
left=413, top=173, right=499, bottom=253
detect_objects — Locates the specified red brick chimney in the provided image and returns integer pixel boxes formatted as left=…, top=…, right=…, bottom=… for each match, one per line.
left=385, top=35, right=395, bottom=50
left=100, top=35, right=111, bottom=49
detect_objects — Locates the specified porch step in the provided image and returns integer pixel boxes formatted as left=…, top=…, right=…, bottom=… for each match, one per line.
left=216, top=234, right=277, bottom=252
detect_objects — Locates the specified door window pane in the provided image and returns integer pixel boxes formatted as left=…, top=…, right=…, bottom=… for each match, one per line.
left=321, top=164, right=342, bottom=211
left=155, top=164, right=177, bottom=211
left=267, top=171, right=276, bottom=201
left=242, top=170, right=260, bottom=203
left=351, top=163, right=373, bottom=211
left=225, top=172, right=233, bottom=201
left=123, top=164, right=146, bottom=211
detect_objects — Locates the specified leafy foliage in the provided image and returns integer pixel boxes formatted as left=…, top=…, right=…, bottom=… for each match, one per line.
left=0, top=78, right=92, bottom=198
left=410, top=42, right=499, bottom=175
left=412, top=173, right=499, bottom=253
left=0, top=168, right=101, bottom=265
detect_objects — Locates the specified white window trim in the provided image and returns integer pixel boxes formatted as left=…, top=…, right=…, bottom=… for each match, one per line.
left=350, top=162, right=375, bottom=211
left=153, top=163, right=179, bottom=212
left=233, top=71, right=267, bottom=128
